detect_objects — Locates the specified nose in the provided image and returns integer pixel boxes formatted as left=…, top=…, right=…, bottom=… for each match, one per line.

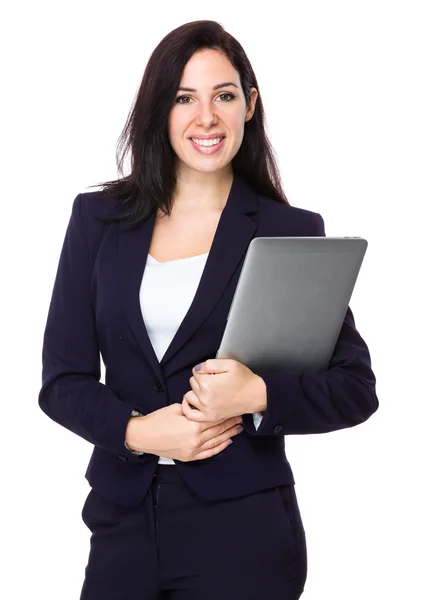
left=195, top=103, right=218, bottom=128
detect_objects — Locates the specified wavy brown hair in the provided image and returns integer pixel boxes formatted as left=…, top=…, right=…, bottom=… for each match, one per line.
left=90, top=20, right=289, bottom=228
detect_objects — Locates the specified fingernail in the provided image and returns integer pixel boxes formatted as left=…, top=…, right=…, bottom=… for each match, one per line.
left=237, top=425, right=244, bottom=433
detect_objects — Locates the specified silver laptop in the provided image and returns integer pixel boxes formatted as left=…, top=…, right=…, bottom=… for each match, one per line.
left=216, top=237, right=368, bottom=375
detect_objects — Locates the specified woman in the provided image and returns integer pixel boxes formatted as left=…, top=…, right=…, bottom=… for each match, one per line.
left=38, top=20, right=379, bottom=600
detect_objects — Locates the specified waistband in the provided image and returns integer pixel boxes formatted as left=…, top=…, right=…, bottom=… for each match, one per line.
left=153, top=464, right=183, bottom=483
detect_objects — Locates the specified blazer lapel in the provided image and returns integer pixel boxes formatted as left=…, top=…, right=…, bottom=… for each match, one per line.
left=118, top=174, right=260, bottom=381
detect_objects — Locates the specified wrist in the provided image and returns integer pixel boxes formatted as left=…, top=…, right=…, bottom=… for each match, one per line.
left=125, top=415, right=148, bottom=453
left=250, top=375, right=267, bottom=413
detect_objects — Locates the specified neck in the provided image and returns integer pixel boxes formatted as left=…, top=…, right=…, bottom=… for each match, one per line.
left=170, top=166, right=234, bottom=214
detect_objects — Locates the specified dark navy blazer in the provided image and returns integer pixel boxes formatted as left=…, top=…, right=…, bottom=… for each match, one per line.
left=38, top=175, right=378, bottom=506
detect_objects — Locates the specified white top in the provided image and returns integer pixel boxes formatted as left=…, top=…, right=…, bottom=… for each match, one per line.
left=138, top=251, right=264, bottom=464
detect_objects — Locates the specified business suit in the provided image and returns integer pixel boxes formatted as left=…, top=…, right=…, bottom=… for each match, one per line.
left=39, top=174, right=378, bottom=598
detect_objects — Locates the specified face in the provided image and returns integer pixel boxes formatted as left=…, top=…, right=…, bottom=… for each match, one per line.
left=168, top=49, right=258, bottom=177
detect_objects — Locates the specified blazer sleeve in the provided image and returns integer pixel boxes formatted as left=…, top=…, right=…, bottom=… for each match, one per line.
left=38, top=194, right=147, bottom=462
left=241, top=212, right=379, bottom=436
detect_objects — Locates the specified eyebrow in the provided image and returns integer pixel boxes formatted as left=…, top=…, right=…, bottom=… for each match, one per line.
left=177, top=82, right=239, bottom=92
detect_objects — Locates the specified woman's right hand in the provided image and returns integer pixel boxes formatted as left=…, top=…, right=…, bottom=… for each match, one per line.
left=125, top=403, right=244, bottom=462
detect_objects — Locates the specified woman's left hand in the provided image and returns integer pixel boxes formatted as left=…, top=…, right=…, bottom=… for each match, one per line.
left=182, top=358, right=264, bottom=423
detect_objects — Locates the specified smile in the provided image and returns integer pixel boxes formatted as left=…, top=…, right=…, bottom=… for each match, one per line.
left=189, top=137, right=225, bottom=155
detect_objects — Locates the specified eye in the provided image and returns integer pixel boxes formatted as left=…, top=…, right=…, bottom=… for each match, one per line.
left=175, top=92, right=236, bottom=104
left=219, top=92, right=235, bottom=102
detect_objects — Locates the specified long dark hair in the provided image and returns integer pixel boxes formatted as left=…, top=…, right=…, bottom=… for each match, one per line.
left=89, top=20, right=290, bottom=229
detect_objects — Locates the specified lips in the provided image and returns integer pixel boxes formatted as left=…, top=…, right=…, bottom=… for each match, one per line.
left=189, top=137, right=225, bottom=154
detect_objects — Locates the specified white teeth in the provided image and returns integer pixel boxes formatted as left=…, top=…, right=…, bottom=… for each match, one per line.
left=191, top=137, right=223, bottom=147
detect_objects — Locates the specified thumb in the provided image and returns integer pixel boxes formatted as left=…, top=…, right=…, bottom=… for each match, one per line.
left=194, top=359, right=230, bottom=374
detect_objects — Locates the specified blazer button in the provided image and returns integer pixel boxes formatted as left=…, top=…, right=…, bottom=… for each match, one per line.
left=153, top=379, right=163, bottom=392
left=274, top=425, right=283, bottom=435
left=118, top=455, right=128, bottom=462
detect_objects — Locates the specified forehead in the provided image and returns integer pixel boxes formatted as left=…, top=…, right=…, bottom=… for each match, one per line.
left=180, top=50, right=240, bottom=87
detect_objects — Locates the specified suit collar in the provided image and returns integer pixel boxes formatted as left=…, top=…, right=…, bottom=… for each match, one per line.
left=118, top=174, right=260, bottom=380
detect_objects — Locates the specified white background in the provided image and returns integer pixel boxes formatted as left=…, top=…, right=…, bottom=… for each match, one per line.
left=2, top=1, right=433, bottom=598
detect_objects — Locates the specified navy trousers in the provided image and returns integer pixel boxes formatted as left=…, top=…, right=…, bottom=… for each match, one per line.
left=80, top=465, right=307, bottom=599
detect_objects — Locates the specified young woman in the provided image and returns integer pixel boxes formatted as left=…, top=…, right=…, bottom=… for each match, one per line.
left=39, top=20, right=379, bottom=600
